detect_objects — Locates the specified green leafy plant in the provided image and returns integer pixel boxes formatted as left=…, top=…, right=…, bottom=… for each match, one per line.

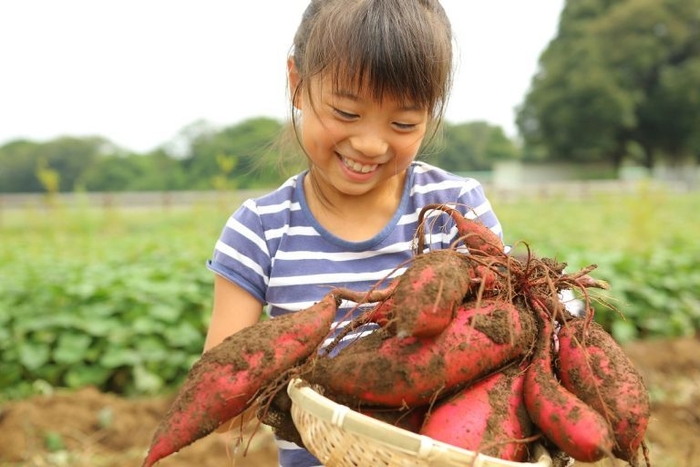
left=1, top=188, right=698, bottom=398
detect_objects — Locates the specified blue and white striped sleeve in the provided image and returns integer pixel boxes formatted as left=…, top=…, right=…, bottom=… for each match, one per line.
left=207, top=198, right=272, bottom=303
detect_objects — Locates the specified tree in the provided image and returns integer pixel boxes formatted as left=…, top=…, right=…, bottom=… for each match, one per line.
left=0, top=140, right=43, bottom=192
left=183, top=117, right=285, bottom=189
left=162, top=119, right=218, bottom=159
left=0, top=136, right=118, bottom=192
left=429, top=121, right=519, bottom=172
left=517, top=0, right=700, bottom=169
left=38, top=136, right=119, bottom=191
left=82, top=149, right=190, bottom=192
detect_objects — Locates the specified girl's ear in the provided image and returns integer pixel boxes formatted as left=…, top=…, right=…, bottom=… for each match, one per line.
left=287, top=57, right=302, bottom=110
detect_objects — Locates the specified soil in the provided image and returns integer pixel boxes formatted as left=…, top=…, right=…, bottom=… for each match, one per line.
left=0, top=337, right=698, bottom=467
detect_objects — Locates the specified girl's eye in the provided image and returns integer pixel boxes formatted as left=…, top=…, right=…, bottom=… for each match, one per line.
left=333, top=108, right=358, bottom=120
left=393, top=122, right=418, bottom=131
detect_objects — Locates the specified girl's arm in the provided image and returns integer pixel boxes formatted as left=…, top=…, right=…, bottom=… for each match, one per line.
left=204, top=274, right=265, bottom=432
left=204, top=274, right=264, bottom=351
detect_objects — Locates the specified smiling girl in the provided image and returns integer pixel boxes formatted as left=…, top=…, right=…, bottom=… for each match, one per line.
left=204, top=1, right=503, bottom=466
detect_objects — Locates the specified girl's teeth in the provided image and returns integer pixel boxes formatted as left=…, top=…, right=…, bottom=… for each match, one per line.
left=343, top=157, right=378, bottom=173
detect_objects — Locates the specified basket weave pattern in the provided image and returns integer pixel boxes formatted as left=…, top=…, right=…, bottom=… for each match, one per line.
left=288, top=379, right=552, bottom=467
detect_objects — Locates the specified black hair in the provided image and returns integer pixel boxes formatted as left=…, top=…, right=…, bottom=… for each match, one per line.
left=292, top=0, right=453, bottom=122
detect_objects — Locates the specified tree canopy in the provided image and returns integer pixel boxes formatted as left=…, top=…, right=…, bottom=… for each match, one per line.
left=517, top=0, right=700, bottom=168
left=0, top=118, right=521, bottom=193
left=424, top=121, right=519, bottom=172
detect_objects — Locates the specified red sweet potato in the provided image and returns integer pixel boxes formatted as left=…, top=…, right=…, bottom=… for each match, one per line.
left=466, top=263, right=501, bottom=297
left=364, top=296, right=396, bottom=329
left=556, top=318, right=650, bottom=464
left=307, top=299, right=537, bottom=407
left=417, top=203, right=505, bottom=257
left=142, top=293, right=340, bottom=467
left=335, top=250, right=484, bottom=338
left=523, top=301, right=614, bottom=463
left=420, top=363, right=533, bottom=461
left=392, top=249, right=475, bottom=338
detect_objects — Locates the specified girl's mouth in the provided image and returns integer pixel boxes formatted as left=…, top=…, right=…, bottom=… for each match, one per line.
left=341, top=155, right=378, bottom=174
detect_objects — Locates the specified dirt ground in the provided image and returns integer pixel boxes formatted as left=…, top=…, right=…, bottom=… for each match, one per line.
left=0, top=337, right=698, bottom=467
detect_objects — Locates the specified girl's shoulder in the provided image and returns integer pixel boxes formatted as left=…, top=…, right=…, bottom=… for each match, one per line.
left=411, top=160, right=460, bottom=179
left=248, top=172, right=304, bottom=208
left=408, top=161, right=487, bottom=202
left=228, top=172, right=306, bottom=235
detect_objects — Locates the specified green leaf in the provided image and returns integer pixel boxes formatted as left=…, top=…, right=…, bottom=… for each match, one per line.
left=18, top=341, right=51, bottom=371
left=135, top=336, right=168, bottom=361
left=53, top=333, right=92, bottom=365
left=0, top=326, right=11, bottom=347
left=64, top=365, right=111, bottom=388
left=0, top=306, right=11, bottom=325
left=100, top=348, right=142, bottom=368
left=163, top=322, right=202, bottom=349
left=80, top=302, right=120, bottom=318
left=132, top=316, right=159, bottom=334
left=611, top=319, right=638, bottom=343
left=77, top=317, right=120, bottom=336
left=149, top=304, right=181, bottom=323
left=133, top=364, right=163, bottom=394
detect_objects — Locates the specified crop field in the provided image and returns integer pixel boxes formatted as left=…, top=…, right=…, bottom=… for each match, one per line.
left=2, top=183, right=696, bottom=269
left=0, top=186, right=698, bottom=466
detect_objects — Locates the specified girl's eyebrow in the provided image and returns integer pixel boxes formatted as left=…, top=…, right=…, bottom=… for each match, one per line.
left=332, top=89, right=424, bottom=111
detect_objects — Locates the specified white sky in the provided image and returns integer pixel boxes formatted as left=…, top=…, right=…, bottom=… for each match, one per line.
left=0, top=1, right=564, bottom=153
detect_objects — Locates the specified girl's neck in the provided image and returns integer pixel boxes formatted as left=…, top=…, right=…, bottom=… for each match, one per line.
left=304, top=168, right=407, bottom=242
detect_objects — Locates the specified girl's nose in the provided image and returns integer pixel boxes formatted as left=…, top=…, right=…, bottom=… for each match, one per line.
left=349, top=132, right=389, bottom=158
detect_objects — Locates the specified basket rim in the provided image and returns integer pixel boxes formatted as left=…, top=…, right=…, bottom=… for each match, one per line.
left=287, top=378, right=552, bottom=467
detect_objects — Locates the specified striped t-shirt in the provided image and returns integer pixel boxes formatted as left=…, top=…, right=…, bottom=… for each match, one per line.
left=207, top=161, right=502, bottom=467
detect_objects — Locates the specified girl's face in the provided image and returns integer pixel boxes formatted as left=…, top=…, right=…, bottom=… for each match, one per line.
left=290, top=62, right=429, bottom=200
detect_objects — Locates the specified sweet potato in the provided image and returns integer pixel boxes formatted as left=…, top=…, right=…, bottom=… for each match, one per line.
left=391, top=249, right=475, bottom=338
left=335, top=250, right=483, bottom=338
left=466, top=262, right=501, bottom=297
left=556, top=318, right=650, bottom=464
left=306, top=299, right=537, bottom=407
left=363, top=296, right=396, bottom=329
left=420, top=363, right=533, bottom=461
left=417, top=203, right=505, bottom=257
left=523, top=300, right=614, bottom=463
left=142, top=292, right=340, bottom=467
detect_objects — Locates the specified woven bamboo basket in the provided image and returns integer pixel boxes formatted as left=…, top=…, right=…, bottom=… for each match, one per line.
left=287, top=378, right=552, bottom=467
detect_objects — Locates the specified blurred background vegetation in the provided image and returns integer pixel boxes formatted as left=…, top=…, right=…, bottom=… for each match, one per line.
left=1, top=0, right=699, bottom=399
left=1, top=0, right=699, bottom=193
